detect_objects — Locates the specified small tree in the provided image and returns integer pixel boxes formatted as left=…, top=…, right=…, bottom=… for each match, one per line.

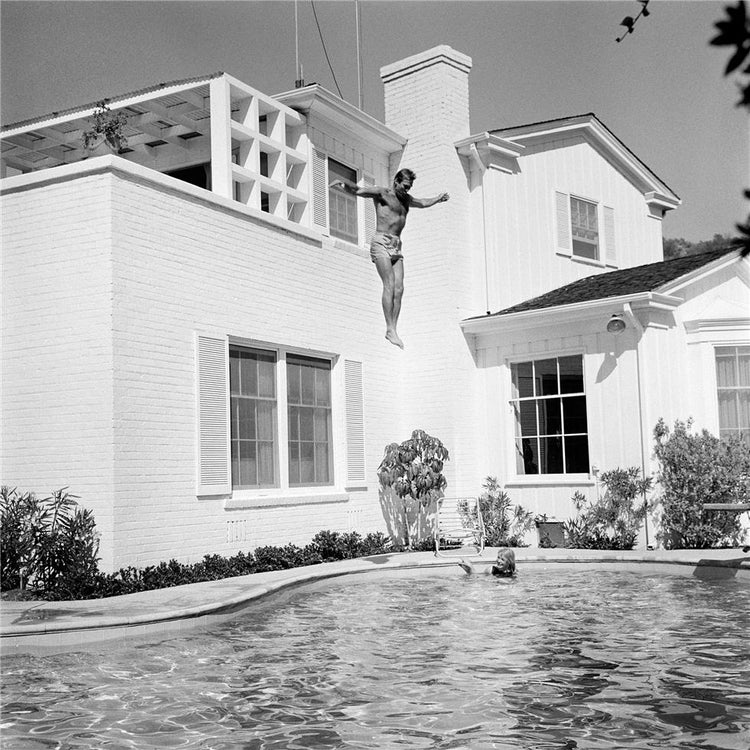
left=477, top=476, right=535, bottom=547
left=652, top=419, right=749, bottom=548
left=377, top=429, right=449, bottom=548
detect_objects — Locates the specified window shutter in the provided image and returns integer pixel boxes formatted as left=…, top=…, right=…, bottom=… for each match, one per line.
left=196, top=333, right=231, bottom=496
left=312, top=147, right=328, bottom=230
left=555, top=191, right=572, bottom=256
left=344, top=359, right=366, bottom=484
left=603, top=206, right=616, bottom=266
left=363, top=174, right=376, bottom=244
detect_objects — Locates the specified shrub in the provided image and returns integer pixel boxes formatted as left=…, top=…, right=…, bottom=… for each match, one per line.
left=653, top=419, right=749, bottom=549
left=476, top=477, right=535, bottom=547
left=0, top=486, right=100, bottom=596
left=563, top=467, right=651, bottom=550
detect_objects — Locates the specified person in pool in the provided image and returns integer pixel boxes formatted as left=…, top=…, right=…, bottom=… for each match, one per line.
left=458, top=547, right=516, bottom=577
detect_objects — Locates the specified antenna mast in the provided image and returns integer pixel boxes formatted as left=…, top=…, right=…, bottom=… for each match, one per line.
left=355, top=0, right=363, bottom=109
left=294, top=0, right=304, bottom=88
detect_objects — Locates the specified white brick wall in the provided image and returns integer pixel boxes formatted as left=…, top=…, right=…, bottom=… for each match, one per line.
left=2, top=168, right=410, bottom=570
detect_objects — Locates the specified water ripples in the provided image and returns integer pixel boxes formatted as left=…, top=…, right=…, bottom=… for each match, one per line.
left=2, top=570, right=750, bottom=749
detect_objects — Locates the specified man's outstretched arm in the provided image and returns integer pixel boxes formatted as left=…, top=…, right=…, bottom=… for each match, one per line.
left=330, top=181, right=382, bottom=198
left=409, top=192, right=449, bottom=208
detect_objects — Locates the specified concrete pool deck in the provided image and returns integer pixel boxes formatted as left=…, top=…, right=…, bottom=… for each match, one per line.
left=2, top=547, right=749, bottom=656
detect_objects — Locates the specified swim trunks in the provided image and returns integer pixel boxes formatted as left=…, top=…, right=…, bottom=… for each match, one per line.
left=369, top=232, right=403, bottom=264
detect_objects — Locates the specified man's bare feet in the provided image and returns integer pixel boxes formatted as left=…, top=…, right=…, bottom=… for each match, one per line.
left=385, top=330, right=404, bottom=349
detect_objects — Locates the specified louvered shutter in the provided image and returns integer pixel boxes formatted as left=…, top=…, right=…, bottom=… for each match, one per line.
left=603, top=206, right=616, bottom=266
left=344, top=359, right=366, bottom=485
left=312, top=147, right=328, bottom=230
left=555, top=191, right=572, bottom=256
left=362, top=174, right=377, bottom=245
left=196, top=333, right=231, bottom=495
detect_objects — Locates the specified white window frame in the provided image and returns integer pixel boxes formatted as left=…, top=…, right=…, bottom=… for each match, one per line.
left=715, top=344, right=750, bottom=441
left=508, top=353, right=591, bottom=478
left=570, top=195, right=600, bottom=261
left=327, top=157, right=360, bottom=244
left=228, top=339, right=337, bottom=501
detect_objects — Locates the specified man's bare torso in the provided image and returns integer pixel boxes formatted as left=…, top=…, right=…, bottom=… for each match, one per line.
left=373, top=189, right=410, bottom=236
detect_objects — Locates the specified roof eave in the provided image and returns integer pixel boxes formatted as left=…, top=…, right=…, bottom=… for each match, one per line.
left=275, top=84, right=406, bottom=153
left=461, top=291, right=682, bottom=335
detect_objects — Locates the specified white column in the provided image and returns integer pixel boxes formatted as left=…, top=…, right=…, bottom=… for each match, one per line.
left=209, top=77, right=233, bottom=200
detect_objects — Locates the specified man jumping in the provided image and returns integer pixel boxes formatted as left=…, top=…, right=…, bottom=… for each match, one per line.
left=331, top=168, right=449, bottom=348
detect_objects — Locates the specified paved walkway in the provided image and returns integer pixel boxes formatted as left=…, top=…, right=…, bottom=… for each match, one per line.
left=2, top=547, right=749, bottom=656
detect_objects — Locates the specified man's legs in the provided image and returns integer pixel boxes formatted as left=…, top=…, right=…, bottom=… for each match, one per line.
left=373, top=255, right=404, bottom=348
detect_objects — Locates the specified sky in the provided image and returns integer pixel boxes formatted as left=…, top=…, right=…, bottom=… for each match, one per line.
left=1, top=0, right=747, bottom=242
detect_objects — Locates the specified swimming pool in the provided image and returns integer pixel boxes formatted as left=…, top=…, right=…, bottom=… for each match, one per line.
left=2, top=567, right=749, bottom=749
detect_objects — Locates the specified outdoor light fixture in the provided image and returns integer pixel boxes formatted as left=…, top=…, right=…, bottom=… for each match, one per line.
left=606, top=314, right=627, bottom=334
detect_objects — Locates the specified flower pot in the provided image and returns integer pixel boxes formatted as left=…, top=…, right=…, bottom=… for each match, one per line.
left=535, top=520, right=565, bottom=548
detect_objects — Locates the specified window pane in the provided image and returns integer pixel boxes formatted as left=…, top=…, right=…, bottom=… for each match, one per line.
left=315, top=368, right=331, bottom=406
left=287, top=363, right=301, bottom=404
left=299, top=407, right=314, bottom=440
left=288, top=442, right=300, bottom=485
left=256, top=401, right=275, bottom=440
left=258, top=358, right=275, bottom=398
left=239, top=440, right=257, bottom=487
left=238, top=398, right=256, bottom=439
left=300, top=366, right=315, bottom=405
left=258, top=442, right=275, bottom=485
left=564, top=435, right=590, bottom=473
left=738, top=349, right=750, bottom=387
left=739, top=391, right=750, bottom=432
left=516, top=401, right=538, bottom=437
left=329, top=158, right=358, bottom=243
left=538, top=398, right=562, bottom=436
left=240, top=356, right=258, bottom=396
left=229, top=355, right=240, bottom=395
left=512, top=362, right=534, bottom=399
left=536, top=359, right=558, bottom=396
left=718, top=392, right=738, bottom=429
left=231, top=400, right=238, bottom=440
left=299, top=442, right=315, bottom=484
left=231, top=441, right=240, bottom=486
left=288, top=407, right=299, bottom=441
left=517, top=438, right=539, bottom=475
left=314, top=407, right=330, bottom=441
left=563, top=396, right=588, bottom=434
left=716, top=355, right=736, bottom=387
left=559, top=355, right=584, bottom=394
left=315, top=443, right=330, bottom=483
left=539, top=436, right=564, bottom=474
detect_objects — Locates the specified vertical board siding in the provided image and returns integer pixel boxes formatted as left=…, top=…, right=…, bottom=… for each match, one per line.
left=344, top=359, right=366, bottom=483
left=363, top=174, right=376, bottom=244
left=603, top=206, right=616, bottom=266
left=196, top=334, right=230, bottom=495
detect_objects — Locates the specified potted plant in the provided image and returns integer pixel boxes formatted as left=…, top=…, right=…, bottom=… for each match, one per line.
left=534, top=513, right=565, bottom=548
left=82, top=100, right=128, bottom=156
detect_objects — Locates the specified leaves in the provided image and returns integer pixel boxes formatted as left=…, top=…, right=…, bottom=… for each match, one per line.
left=615, top=1, right=651, bottom=42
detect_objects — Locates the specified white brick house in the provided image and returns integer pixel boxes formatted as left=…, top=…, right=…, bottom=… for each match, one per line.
left=2, top=46, right=748, bottom=568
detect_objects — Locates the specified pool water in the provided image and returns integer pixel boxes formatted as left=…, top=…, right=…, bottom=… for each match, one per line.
left=2, top=568, right=749, bottom=749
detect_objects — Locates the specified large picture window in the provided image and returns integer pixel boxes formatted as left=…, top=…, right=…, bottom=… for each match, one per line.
left=328, top=158, right=358, bottom=243
left=570, top=197, right=599, bottom=260
left=229, top=346, right=334, bottom=490
left=716, top=345, right=750, bottom=441
left=510, top=355, right=590, bottom=475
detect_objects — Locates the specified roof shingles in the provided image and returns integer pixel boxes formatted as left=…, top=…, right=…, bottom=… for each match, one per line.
left=483, top=249, right=735, bottom=318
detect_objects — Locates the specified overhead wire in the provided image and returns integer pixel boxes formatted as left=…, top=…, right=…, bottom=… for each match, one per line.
left=309, top=0, right=344, bottom=99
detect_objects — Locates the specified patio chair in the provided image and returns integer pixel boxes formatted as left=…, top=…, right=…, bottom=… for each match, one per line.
left=434, top=496, right=485, bottom=558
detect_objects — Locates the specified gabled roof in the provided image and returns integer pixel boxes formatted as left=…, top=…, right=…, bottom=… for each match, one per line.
left=460, top=113, right=679, bottom=208
left=473, top=249, right=737, bottom=319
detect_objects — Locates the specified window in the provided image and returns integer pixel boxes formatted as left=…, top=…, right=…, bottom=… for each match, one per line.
left=287, top=355, right=333, bottom=485
left=229, top=346, right=333, bottom=490
left=510, top=355, right=590, bottom=475
left=716, top=345, right=750, bottom=441
left=570, top=197, right=599, bottom=260
left=230, top=347, right=278, bottom=488
left=328, top=158, right=358, bottom=243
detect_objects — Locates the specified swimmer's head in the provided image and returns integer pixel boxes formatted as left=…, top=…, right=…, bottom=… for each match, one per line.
left=494, top=547, right=516, bottom=576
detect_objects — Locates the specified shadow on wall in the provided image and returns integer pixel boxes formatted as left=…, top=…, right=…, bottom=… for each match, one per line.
left=378, top=486, right=436, bottom=547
